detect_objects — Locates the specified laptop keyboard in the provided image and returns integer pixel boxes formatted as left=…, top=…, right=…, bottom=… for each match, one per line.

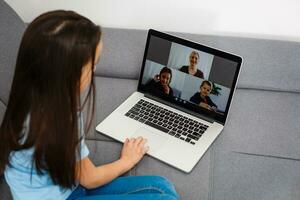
left=124, top=99, right=209, bottom=145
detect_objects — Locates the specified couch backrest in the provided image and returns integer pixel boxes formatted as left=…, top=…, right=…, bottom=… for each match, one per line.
left=97, top=28, right=300, bottom=93
left=0, top=0, right=25, bottom=116
left=0, top=0, right=24, bottom=198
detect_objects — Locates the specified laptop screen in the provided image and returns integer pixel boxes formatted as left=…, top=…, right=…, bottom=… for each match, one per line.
left=138, top=29, right=242, bottom=124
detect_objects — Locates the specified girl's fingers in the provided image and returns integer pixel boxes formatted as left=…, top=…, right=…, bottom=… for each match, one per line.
left=143, top=146, right=150, bottom=154
left=134, top=136, right=143, bottom=145
left=129, top=138, right=135, bottom=143
left=134, top=136, right=145, bottom=146
left=138, top=138, right=147, bottom=148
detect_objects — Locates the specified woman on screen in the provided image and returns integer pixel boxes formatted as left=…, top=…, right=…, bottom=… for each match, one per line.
left=179, top=51, right=204, bottom=78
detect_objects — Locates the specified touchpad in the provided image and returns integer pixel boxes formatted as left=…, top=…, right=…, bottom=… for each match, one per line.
left=132, top=127, right=168, bottom=154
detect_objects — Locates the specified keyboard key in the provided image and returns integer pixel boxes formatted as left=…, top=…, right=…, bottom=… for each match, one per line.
left=145, top=121, right=169, bottom=133
left=192, top=132, right=201, bottom=137
left=138, top=118, right=146, bottom=123
left=169, top=131, right=176, bottom=136
left=187, top=134, right=199, bottom=141
left=129, top=110, right=138, bottom=116
left=167, top=122, right=173, bottom=126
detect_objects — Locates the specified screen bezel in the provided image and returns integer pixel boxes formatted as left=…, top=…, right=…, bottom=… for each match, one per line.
left=137, top=29, right=242, bottom=125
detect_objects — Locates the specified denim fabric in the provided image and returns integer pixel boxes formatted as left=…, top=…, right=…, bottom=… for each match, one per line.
left=67, top=176, right=179, bottom=200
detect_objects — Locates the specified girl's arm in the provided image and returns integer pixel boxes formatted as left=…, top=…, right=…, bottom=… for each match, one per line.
left=75, top=137, right=148, bottom=189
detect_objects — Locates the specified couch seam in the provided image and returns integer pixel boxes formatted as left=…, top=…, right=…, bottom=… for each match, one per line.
left=236, top=87, right=300, bottom=94
left=95, top=74, right=138, bottom=81
left=232, top=151, right=300, bottom=162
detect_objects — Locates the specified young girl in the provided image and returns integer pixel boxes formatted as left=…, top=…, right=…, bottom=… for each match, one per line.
left=0, top=10, right=179, bottom=200
left=145, top=67, right=174, bottom=98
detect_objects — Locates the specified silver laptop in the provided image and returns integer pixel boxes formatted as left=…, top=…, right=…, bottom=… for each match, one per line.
left=96, top=29, right=242, bottom=172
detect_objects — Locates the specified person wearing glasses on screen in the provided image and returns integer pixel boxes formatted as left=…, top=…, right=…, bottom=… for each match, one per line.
left=179, top=51, right=204, bottom=78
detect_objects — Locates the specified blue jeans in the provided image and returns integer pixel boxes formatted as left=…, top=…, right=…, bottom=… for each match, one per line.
left=67, top=176, right=179, bottom=200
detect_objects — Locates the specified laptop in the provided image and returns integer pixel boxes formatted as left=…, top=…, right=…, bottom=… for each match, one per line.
left=96, top=29, right=242, bottom=172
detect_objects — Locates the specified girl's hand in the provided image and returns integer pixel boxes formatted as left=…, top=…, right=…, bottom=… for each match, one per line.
left=199, top=102, right=210, bottom=109
left=120, top=137, right=149, bottom=170
left=154, top=74, right=160, bottom=82
left=163, top=85, right=170, bottom=94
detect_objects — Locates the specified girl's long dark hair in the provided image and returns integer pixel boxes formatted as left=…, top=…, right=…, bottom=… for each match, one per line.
left=0, top=10, right=101, bottom=188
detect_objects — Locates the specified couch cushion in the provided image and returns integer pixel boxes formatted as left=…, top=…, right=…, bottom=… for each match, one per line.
left=0, top=0, right=25, bottom=105
left=97, top=28, right=300, bottom=93
left=211, top=151, right=300, bottom=200
left=218, top=88, right=300, bottom=159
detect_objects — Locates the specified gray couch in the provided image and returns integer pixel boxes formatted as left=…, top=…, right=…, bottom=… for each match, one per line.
left=1, top=1, right=300, bottom=199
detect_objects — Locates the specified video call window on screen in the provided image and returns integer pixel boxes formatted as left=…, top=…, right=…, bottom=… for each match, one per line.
left=141, top=36, right=238, bottom=116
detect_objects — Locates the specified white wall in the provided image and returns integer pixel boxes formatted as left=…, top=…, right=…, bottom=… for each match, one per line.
left=5, top=0, right=300, bottom=42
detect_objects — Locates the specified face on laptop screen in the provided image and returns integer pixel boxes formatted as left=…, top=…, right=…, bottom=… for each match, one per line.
left=139, top=31, right=241, bottom=124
